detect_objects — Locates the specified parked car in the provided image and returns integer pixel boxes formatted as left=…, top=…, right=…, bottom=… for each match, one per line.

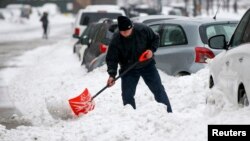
left=80, top=19, right=117, bottom=72
left=72, top=6, right=126, bottom=38
left=208, top=8, right=250, bottom=107
left=6, top=4, right=32, bottom=19
left=146, top=18, right=238, bottom=76
left=74, top=22, right=101, bottom=64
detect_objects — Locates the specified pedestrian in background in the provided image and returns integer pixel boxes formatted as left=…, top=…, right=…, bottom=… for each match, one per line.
left=40, top=12, right=49, bottom=39
left=106, top=16, right=172, bottom=113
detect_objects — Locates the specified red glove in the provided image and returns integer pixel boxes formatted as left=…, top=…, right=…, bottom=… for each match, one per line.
left=139, top=50, right=153, bottom=62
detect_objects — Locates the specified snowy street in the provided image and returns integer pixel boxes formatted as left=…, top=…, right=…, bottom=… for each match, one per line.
left=0, top=25, right=250, bottom=140
left=0, top=1, right=250, bottom=140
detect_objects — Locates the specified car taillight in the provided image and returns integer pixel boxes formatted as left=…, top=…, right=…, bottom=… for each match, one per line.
left=195, top=47, right=215, bottom=63
left=99, top=44, right=107, bottom=53
left=74, top=28, right=80, bottom=36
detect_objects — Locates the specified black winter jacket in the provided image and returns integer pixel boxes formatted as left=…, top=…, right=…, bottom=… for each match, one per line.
left=40, top=15, right=48, bottom=26
left=106, top=23, right=160, bottom=78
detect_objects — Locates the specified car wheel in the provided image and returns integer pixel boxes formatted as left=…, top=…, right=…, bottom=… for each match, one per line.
left=81, top=57, right=85, bottom=65
left=81, top=48, right=88, bottom=65
left=73, top=45, right=76, bottom=53
left=175, top=72, right=190, bottom=77
left=238, top=86, right=249, bottom=107
left=73, top=40, right=80, bottom=53
left=209, top=76, right=214, bottom=89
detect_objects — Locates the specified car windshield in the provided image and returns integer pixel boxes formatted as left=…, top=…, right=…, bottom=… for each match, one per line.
left=80, top=12, right=122, bottom=25
left=200, top=22, right=238, bottom=44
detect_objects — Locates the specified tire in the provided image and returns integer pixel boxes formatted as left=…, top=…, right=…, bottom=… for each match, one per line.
left=81, top=48, right=89, bottom=65
left=73, top=40, right=80, bottom=53
left=73, top=45, right=76, bottom=53
left=238, top=86, right=249, bottom=107
left=209, top=76, right=214, bottom=89
left=175, top=72, right=190, bottom=77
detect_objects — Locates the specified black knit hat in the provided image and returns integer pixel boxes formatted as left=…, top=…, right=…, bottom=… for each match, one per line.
left=117, top=16, right=133, bottom=31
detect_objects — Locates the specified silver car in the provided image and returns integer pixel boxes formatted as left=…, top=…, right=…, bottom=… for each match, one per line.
left=147, top=18, right=238, bottom=76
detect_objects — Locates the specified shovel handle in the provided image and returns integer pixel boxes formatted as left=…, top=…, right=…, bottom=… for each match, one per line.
left=91, top=61, right=139, bottom=101
left=91, top=51, right=150, bottom=100
left=91, top=85, right=109, bottom=100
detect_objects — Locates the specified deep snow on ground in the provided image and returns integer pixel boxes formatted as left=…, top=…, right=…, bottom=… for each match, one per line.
left=0, top=38, right=250, bottom=141
left=0, top=6, right=250, bottom=141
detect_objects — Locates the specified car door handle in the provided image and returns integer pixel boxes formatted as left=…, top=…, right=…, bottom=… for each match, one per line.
left=239, top=57, right=243, bottom=63
left=226, top=61, right=229, bottom=66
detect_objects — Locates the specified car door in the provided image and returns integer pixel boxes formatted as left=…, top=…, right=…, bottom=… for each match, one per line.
left=150, top=24, right=189, bottom=75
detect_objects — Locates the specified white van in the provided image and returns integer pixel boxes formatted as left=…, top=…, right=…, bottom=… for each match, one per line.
left=73, top=5, right=126, bottom=38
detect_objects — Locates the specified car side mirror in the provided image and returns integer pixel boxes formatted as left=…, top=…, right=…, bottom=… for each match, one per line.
left=208, top=35, right=227, bottom=50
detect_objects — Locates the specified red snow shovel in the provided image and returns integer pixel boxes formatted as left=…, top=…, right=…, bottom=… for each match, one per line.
left=68, top=51, right=151, bottom=116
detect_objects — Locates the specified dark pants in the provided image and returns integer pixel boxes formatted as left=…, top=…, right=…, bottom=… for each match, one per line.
left=42, top=24, right=48, bottom=39
left=121, top=63, right=172, bottom=112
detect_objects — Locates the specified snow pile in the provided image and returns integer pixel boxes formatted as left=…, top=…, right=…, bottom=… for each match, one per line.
left=45, top=95, right=73, bottom=120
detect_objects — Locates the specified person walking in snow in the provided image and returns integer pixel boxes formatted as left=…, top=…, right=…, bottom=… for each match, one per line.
left=40, top=12, right=49, bottom=39
left=106, top=16, right=172, bottom=113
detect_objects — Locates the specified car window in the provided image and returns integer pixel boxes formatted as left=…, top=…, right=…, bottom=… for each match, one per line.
left=89, top=24, right=102, bottom=44
left=103, top=30, right=113, bottom=45
left=160, top=24, right=187, bottom=47
left=200, top=22, right=237, bottom=44
left=231, top=10, right=250, bottom=47
left=80, top=12, right=122, bottom=26
left=206, top=23, right=237, bottom=42
left=95, top=24, right=107, bottom=42
left=149, top=24, right=161, bottom=34
left=80, top=24, right=92, bottom=44
left=241, top=17, right=250, bottom=43
left=106, top=29, right=113, bottom=39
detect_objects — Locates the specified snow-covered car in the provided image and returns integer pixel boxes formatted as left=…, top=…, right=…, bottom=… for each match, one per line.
left=72, top=5, right=126, bottom=38
left=6, top=4, right=32, bottom=19
left=208, top=8, right=250, bottom=107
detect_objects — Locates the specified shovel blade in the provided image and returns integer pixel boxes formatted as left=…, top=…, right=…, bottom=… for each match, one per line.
left=68, top=88, right=95, bottom=116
